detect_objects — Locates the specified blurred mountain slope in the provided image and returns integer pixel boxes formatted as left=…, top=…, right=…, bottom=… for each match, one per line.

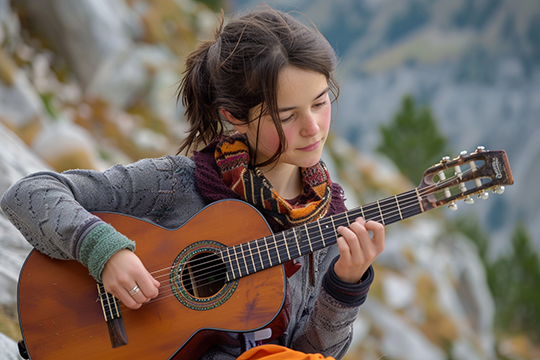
left=233, top=0, right=540, bottom=256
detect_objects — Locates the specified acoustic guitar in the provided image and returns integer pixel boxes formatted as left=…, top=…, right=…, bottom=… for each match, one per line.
left=17, top=147, right=513, bottom=359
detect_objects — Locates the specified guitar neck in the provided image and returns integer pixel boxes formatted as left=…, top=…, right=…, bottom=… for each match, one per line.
left=222, top=188, right=423, bottom=281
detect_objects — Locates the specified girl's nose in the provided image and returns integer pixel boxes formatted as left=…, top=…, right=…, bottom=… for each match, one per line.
left=301, top=113, right=319, bottom=137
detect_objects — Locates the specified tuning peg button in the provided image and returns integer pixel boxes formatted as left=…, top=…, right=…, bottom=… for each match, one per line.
left=494, top=186, right=505, bottom=194
left=448, top=202, right=458, bottom=211
left=478, top=192, right=489, bottom=200
left=465, top=197, right=474, bottom=204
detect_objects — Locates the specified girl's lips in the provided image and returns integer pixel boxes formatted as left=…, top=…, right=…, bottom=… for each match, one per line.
left=297, top=140, right=321, bottom=152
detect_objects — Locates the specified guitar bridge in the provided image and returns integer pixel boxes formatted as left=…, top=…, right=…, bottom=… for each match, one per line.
left=97, top=284, right=128, bottom=348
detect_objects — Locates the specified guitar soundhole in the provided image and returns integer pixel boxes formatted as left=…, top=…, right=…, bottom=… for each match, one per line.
left=181, top=252, right=226, bottom=298
left=170, top=240, right=238, bottom=310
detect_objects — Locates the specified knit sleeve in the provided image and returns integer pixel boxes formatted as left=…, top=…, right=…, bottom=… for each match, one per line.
left=322, top=257, right=374, bottom=307
left=0, top=156, right=205, bottom=276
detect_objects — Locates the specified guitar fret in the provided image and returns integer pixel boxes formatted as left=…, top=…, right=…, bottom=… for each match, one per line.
left=247, top=241, right=260, bottom=272
left=305, top=224, right=313, bottom=254
left=320, top=217, right=337, bottom=249
left=97, top=285, right=109, bottom=321
left=395, top=195, right=403, bottom=220
left=250, top=240, right=261, bottom=273
left=276, top=233, right=290, bottom=264
left=257, top=238, right=270, bottom=269
left=242, top=242, right=255, bottom=275
left=293, top=228, right=302, bottom=256
left=376, top=201, right=385, bottom=225
left=104, top=291, right=113, bottom=321
left=241, top=242, right=250, bottom=274
left=240, top=244, right=250, bottom=276
left=233, top=245, right=243, bottom=278
left=273, top=234, right=282, bottom=264
left=223, top=247, right=233, bottom=281
left=415, top=188, right=425, bottom=213
left=254, top=239, right=264, bottom=272
left=112, top=295, right=120, bottom=318
left=264, top=236, right=273, bottom=267
left=283, top=232, right=291, bottom=261
left=318, top=218, right=327, bottom=248
left=344, top=211, right=351, bottom=226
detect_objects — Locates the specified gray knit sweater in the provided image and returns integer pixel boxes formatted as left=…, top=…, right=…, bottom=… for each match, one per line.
left=0, top=155, right=367, bottom=360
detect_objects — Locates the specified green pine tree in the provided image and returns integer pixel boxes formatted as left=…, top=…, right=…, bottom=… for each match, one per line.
left=488, top=222, right=540, bottom=343
left=457, top=216, right=540, bottom=344
left=377, top=94, right=449, bottom=183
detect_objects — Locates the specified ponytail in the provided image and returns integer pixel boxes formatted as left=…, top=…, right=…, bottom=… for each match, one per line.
left=176, top=16, right=226, bottom=155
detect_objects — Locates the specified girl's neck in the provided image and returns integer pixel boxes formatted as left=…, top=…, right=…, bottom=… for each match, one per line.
left=259, top=164, right=303, bottom=200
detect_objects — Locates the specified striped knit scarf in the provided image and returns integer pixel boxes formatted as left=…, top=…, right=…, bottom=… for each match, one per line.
left=214, top=133, right=332, bottom=229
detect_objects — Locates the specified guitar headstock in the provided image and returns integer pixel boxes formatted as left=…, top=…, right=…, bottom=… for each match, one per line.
left=417, top=146, right=514, bottom=212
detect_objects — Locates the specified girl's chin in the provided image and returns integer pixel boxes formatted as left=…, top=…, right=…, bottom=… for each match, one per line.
left=298, top=157, right=322, bottom=169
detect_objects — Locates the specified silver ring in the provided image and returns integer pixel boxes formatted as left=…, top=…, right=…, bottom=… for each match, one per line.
left=128, top=285, right=140, bottom=296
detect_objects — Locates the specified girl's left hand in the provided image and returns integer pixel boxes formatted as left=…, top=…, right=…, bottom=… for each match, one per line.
left=334, top=217, right=385, bottom=283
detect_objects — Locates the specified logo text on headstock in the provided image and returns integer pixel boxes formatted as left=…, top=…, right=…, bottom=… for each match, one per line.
left=492, top=157, right=503, bottom=179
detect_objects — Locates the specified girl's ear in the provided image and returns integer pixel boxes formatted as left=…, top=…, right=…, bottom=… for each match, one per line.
left=221, top=109, right=248, bottom=133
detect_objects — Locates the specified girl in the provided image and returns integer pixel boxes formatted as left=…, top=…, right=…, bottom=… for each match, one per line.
left=1, top=5, right=384, bottom=360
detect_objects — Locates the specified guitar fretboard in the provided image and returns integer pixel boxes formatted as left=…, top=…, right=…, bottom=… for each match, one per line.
left=221, top=188, right=423, bottom=281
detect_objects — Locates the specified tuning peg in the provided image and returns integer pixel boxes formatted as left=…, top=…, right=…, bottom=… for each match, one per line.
left=464, top=196, right=474, bottom=204
left=441, top=156, right=451, bottom=163
left=448, top=202, right=458, bottom=211
left=459, top=150, right=468, bottom=157
left=478, top=192, right=489, bottom=200
left=493, top=186, right=505, bottom=194
left=475, top=146, right=486, bottom=153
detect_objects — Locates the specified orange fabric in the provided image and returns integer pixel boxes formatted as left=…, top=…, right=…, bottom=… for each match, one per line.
left=237, top=344, right=336, bottom=360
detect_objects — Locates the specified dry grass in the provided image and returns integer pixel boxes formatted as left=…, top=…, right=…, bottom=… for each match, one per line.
left=0, top=305, right=21, bottom=342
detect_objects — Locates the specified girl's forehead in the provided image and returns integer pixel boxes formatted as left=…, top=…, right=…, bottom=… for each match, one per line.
left=246, top=67, right=328, bottom=120
left=276, top=67, right=328, bottom=106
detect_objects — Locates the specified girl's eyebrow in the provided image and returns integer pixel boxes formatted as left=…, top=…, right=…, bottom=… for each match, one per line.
left=278, top=86, right=330, bottom=112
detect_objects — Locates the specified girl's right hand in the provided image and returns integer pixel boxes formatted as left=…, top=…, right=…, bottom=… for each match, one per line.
left=101, top=249, right=161, bottom=309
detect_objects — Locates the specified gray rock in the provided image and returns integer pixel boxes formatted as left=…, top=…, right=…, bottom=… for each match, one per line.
left=13, top=0, right=146, bottom=107
left=0, top=332, right=23, bottom=360
left=0, top=123, right=49, bottom=310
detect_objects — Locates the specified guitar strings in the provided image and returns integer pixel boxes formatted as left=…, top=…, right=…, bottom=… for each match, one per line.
left=102, top=169, right=483, bottom=314
left=150, top=169, right=469, bottom=284
left=127, top=187, right=426, bottom=288
left=104, top=187, right=431, bottom=314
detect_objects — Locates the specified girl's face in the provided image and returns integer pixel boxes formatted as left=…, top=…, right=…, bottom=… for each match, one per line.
left=236, top=66, right=332, bottom=171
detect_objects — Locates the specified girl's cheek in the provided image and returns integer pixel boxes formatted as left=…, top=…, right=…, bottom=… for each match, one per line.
left=321, top=105, right=332, bottom=131
left=261, top=123, right=282, bottom=153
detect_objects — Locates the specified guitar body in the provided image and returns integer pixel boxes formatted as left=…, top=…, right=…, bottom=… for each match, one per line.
left=17, top=200, right=287, bottom=360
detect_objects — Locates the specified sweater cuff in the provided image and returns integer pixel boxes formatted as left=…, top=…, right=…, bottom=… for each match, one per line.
left=78, top=223, right=136, bottom=283
left=322, top=256, right=374, bottom=307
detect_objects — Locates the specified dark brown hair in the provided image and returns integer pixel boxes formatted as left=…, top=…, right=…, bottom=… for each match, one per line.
left=177, top=4, right=339, bottom=166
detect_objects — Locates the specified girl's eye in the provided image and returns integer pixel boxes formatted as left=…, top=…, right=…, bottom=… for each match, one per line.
left=313, top=100, right=327, bottom=109
left=280, top=114, right=294, bottom=122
